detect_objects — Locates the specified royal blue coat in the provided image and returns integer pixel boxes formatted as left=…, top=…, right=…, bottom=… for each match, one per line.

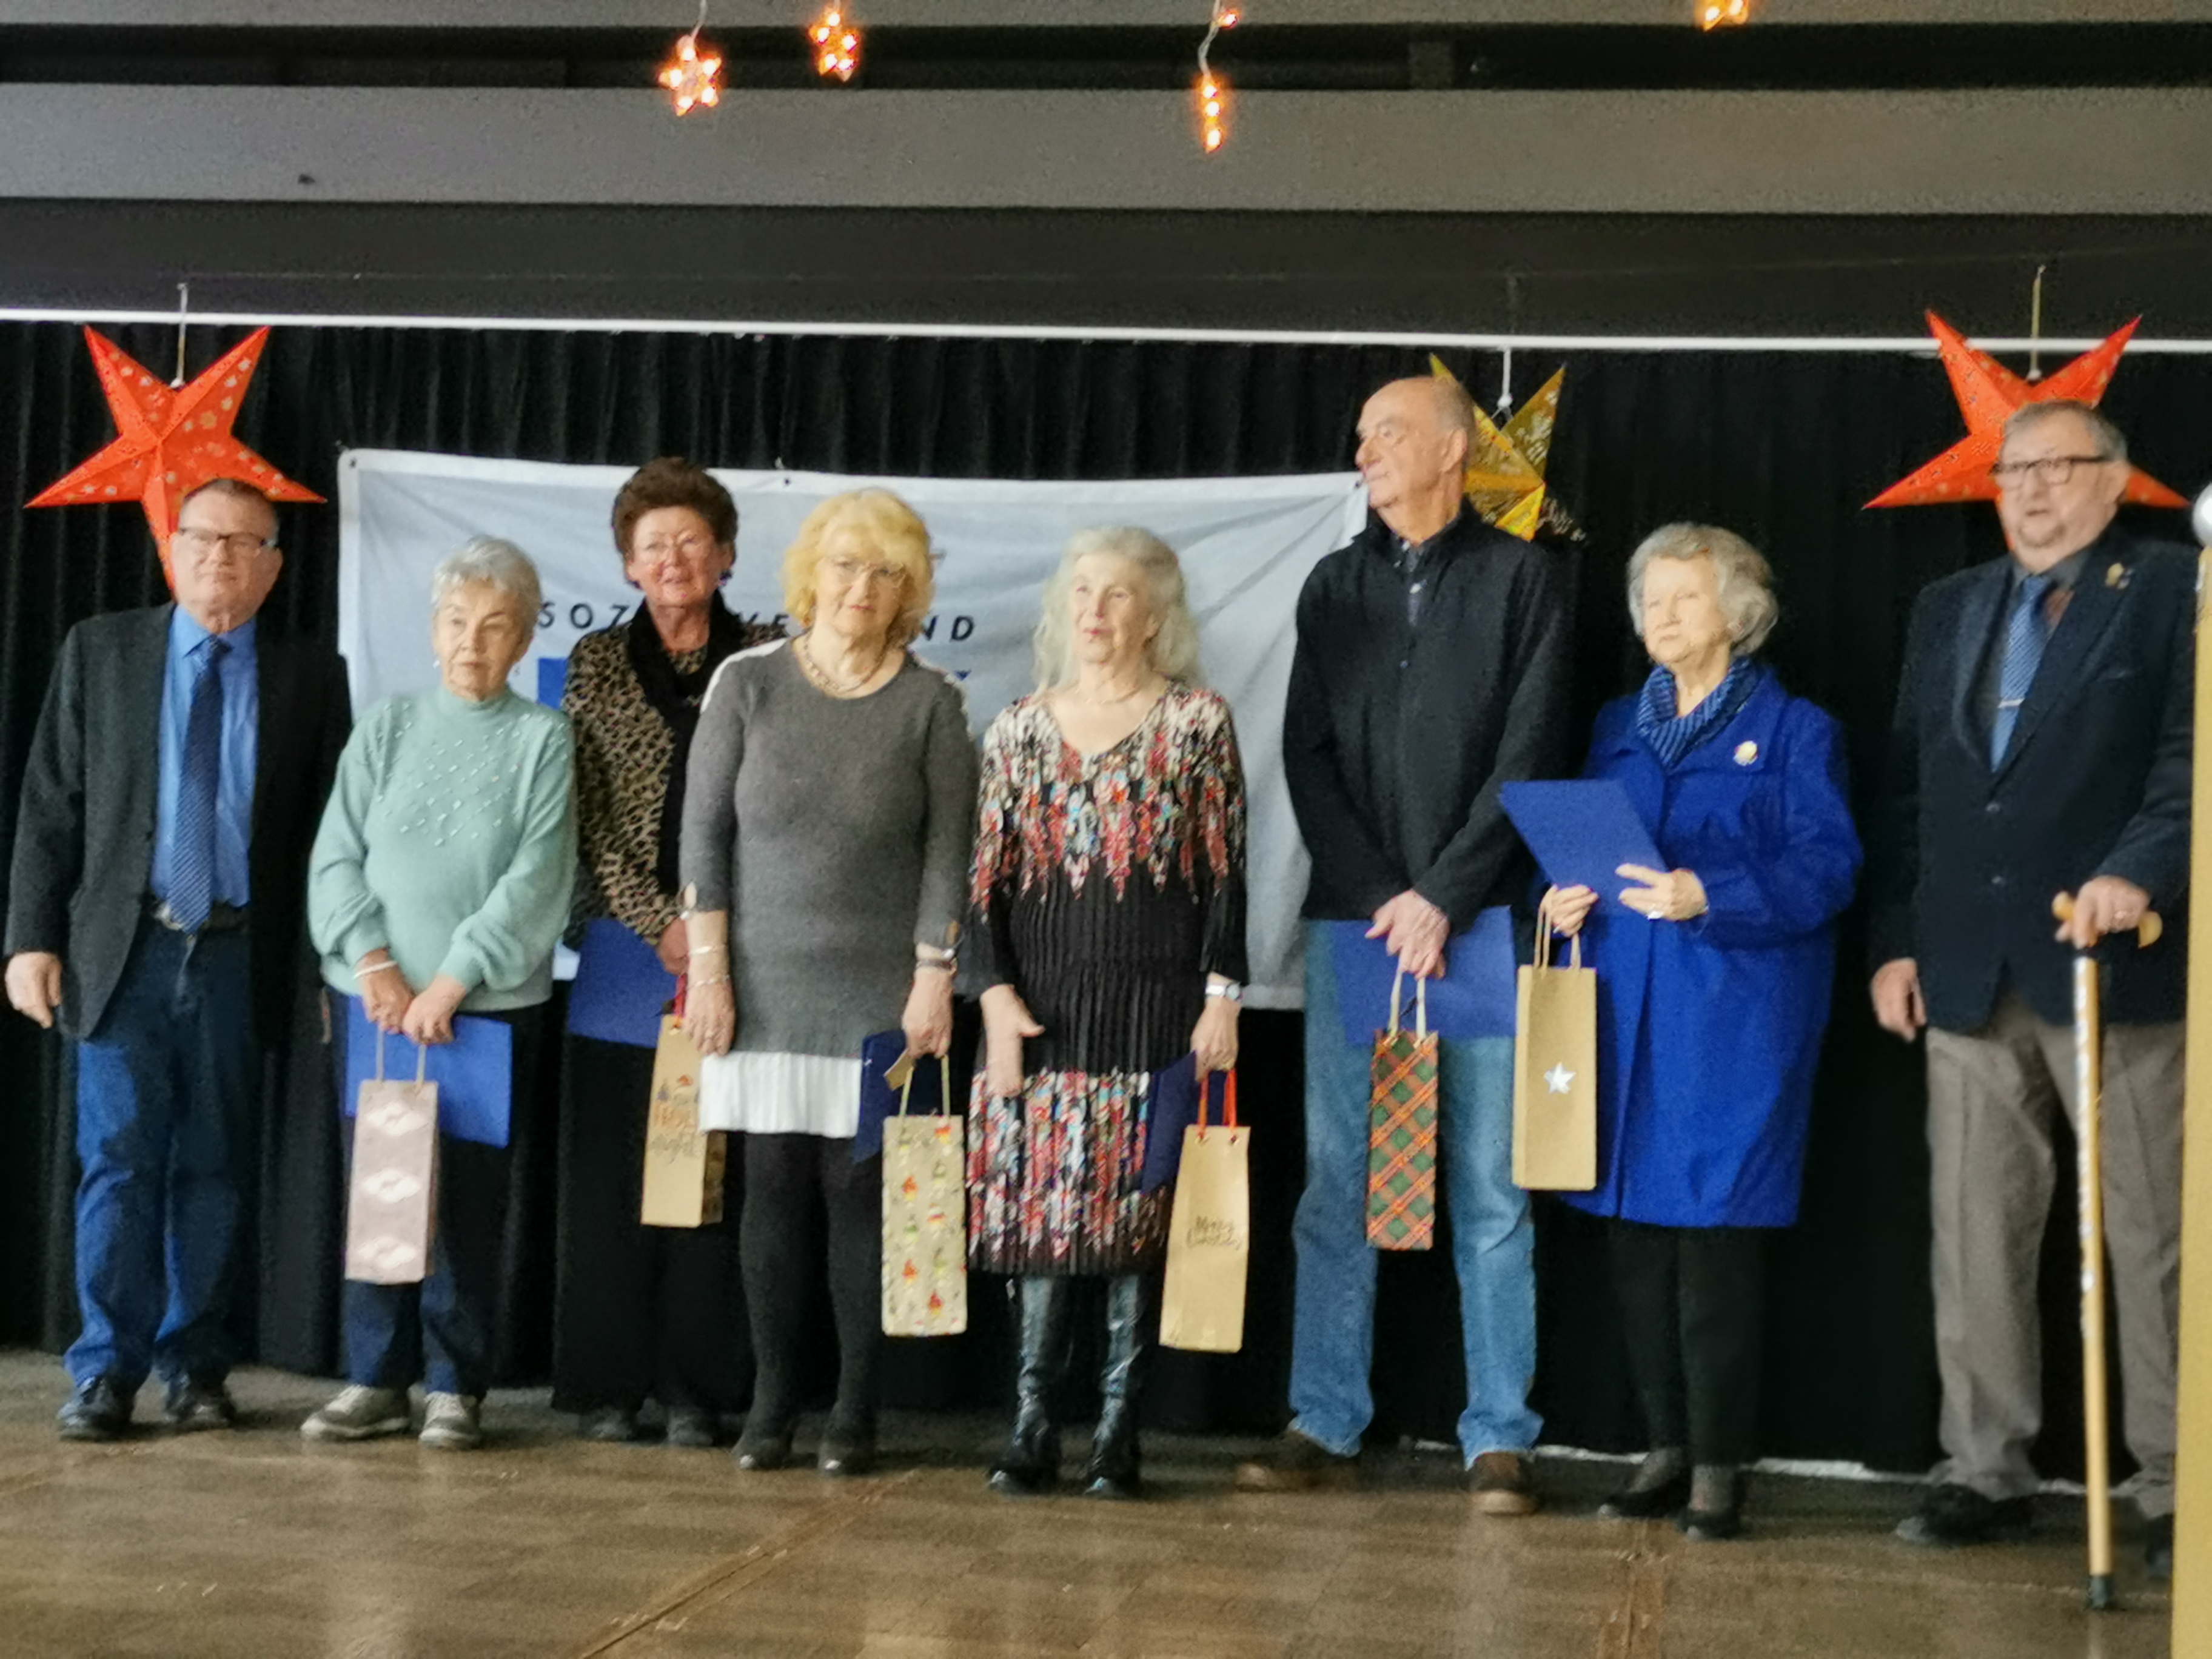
left=1560, top=666, right=1862, bottom=1229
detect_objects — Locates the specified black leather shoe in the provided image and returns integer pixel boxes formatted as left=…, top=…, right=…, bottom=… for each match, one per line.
left=733, top=1418, right=795, bottom=1471
left=1600, top=1469, right=1692, bottom=1521
left=58, top=1376, right=132, bottom=1442
left=988, top=1412, right=1061, bottom=1496
left=578, top=1406, right=641, bottom=1444
left=818, top=1420, right=877, bottom=1478
left=2145, top=1514, right=2174, bottom=1581
left=163, top=1377, right=238, bottom=1433
left=1895, top=1483, right=2033, bottom=1547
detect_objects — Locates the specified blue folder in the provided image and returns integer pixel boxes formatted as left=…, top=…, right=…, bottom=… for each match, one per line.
left=1500, top=779, right=1668, bottom=918
left=342, top=997, right=515, bottom=1149
left=565, top=916, right=677, bottom=1049
left=1138, top=1054, right=1231, bottom=1195
left=1326, top=908, right=1517, bottom=1048
left=854, top=1030, right=952, bottom=1162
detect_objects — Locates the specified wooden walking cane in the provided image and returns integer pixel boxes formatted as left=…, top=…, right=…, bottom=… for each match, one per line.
left=2052, top=891, right=2163, bottom=1612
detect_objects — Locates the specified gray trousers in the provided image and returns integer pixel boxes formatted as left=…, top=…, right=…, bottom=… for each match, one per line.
left=1925, top=990, right=2184, bottom=1518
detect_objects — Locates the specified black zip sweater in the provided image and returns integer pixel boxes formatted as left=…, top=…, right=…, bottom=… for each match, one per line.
left=1283, top=511, right=1577, bottom=931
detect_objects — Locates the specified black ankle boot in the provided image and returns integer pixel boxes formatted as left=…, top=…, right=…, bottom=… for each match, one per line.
left=1081, top=1276, right=1145, bottom=1501
left=990, top=1276, right=1070, bottom=1496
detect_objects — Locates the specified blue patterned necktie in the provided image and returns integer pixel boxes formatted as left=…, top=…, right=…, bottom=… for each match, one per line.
left=1989, top=574, right=2053, bottom=768
left=169, top=637, right=228, bottom=932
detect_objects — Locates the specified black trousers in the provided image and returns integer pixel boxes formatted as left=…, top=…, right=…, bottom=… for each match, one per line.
left=740, top=1131, right=881, bottom=1431
left=551, top=1033, right=751, bottom=1415
left=1607, top=1218, right=1768, bottom=1467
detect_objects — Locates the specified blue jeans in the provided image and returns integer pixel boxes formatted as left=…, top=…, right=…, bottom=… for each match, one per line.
left=1289, top=921, right=1540, bottom=1463
left=69, top=919, right=256, bottom=1390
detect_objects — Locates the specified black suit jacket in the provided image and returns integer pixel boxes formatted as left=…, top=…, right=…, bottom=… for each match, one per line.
left=1866, top=528, right=2193, bottom=1028
left=1284, top=512, right=1577, bottom=930
left=5, top=604, right=351, bottom=1045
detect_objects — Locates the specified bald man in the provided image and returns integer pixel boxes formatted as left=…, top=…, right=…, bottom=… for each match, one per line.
left=1240, top=375, right=1575, bottom=1510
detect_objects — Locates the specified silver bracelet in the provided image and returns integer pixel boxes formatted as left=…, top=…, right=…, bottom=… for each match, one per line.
left=688, top=944, right=727, bottom=957
left=357, top=960, right=401, bottom=978
left=914, top=960, right=954, bottom=975
left=689, top=972, right=731, bottom=990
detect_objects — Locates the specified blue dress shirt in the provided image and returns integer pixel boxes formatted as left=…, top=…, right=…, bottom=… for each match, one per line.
left=149, top=608, right=258, bottom=910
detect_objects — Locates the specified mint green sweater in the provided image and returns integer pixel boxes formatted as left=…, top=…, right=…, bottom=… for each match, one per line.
left=309, top=686, right=577, bottom=1012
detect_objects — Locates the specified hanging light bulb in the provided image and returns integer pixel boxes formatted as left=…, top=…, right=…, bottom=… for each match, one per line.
left=1195, top=1, right=1239, bottom=155
left=808, top=4, right=861, bottom=82
left=1696, top=0, right=1754, bottom=28
left=660, top=4, right=723, bottom=115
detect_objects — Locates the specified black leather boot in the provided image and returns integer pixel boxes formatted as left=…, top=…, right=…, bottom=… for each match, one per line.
left=989, top=1276, right=1070, bottom=1496
left=1082, top=1276, right=1145, bottom=1500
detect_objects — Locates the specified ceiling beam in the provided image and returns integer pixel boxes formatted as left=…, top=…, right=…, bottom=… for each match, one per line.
left=0, top=84, right=2205, bottom=215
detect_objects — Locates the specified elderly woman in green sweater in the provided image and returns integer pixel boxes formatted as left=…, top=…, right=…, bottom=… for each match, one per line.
left=303, top=537, right=576, bottom=1452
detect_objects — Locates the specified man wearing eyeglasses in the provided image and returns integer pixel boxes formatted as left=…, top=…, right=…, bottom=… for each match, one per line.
left=1866, top=400, right=2191, bottom=1577
left=5, top=477, right=350, bottom=1442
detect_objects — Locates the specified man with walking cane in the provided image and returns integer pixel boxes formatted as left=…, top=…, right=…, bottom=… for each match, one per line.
left=1868, top=400, right=2192, bottom=1580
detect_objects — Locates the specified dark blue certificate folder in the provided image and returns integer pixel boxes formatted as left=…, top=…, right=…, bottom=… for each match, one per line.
left=1500, top=779, right=1667, bottom=918
left=343, top=997, right=514, bottom=1148
left=566, top=916, right=677, bottom=1049
left=854, top=1030, right=951, bottom=1162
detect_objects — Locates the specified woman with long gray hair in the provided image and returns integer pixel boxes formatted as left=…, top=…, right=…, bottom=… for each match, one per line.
left=967, top=526, right=1248, bottom=1501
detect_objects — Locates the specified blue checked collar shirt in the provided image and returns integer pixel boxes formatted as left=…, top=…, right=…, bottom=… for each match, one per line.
left=150, top=607, right=259, bottom=910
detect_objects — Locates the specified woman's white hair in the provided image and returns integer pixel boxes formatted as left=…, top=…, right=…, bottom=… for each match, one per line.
left=1031, top=526, right=1203, bottom=691
left=1625, top=523, right=1778, bottom=657
left=432, top=536, right=543, bottom=623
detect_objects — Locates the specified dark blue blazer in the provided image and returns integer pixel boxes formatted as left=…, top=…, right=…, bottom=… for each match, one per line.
left=1562, top=668, right=1860, bottom=1229
left=1866, top=528, right=2194, bottom=1030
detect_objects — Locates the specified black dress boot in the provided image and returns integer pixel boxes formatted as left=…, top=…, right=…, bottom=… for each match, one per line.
left=1082, top=1276, right=1146, bottom=1500
left=990, top=1276, right=1071, bottom=1496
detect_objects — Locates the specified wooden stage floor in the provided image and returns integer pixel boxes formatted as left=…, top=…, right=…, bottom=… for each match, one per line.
left=0, top=1352, right=2173, bottom=1658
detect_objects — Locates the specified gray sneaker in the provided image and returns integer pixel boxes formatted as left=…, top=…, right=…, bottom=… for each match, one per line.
left=301, top=1384, right=412, bottom=1443
left=420, top=1392, right=483, bottom=1451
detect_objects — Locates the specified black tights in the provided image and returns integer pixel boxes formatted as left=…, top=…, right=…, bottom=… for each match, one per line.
left=1608, top=1219, right=1768, bottom=1467
left=739, top=1133, right=881, bottom=1432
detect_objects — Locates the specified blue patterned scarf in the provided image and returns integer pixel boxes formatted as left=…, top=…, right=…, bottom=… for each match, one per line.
left=1635, top=656, right=1760, bottom=770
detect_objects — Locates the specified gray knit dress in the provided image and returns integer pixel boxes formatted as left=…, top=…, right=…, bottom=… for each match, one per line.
left=679, top=640, right=979, bottom=1138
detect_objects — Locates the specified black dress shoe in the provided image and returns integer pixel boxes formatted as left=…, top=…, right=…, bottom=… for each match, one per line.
left=818, top=1421, right=877, bottom=1478
left=58, top=1376, right=132, bottom=1442
left=1599, top=1470, right=1692, bottom=1521
left=733, top=1419, right=795, bottom=1471
left=163, top=1378, right=238, bottom=1433
left=1895, top=1483, right=2033, bottom=1547
left=2145, top=1514, right=2174, bottom=1581
left=578, top=1406, right=641, bottom=1444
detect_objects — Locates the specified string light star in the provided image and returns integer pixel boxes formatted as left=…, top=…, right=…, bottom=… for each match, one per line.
left=1195, top=1, right=1239, bottom=154
left=808, top=5, right=860, bottom=82
left=660, top=5, right=723, bottom=116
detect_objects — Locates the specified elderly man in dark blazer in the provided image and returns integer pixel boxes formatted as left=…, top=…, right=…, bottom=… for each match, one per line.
left=5, top=478, right=349, bottom=1441
left=1868, top=400, right=2190, bottom=1579
left=1238, top=373, right=1575, bottom=1512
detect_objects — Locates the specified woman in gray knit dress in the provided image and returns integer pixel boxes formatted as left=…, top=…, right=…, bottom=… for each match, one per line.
left=680, top=488, right=977, bottom=1478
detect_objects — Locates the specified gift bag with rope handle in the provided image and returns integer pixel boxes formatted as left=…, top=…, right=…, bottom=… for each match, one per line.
left=882, top=1052, right=968, bottom=1336
left=345, top=1033, right=438, bottom=1285
left=1367, top=971, right=1439, bottom=1251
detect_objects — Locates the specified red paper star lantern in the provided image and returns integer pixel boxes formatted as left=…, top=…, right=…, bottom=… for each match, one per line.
left=1868, top=312, right=2187, bottom=510
left=28, top=326, right=323, bottom=582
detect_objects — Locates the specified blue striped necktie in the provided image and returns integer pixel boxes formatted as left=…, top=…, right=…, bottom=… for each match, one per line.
left=169, top=637, right=229, bottom=933
left=1989, top=574, right=2053, bottom=768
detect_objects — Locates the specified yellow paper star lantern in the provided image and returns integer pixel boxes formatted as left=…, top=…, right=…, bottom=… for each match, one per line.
left=1429, top=355, right=1579, bottom=541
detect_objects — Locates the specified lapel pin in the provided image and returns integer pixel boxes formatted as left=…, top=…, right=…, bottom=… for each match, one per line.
left=1734, top=740, right=1758, bottom=766
left=2105, top=561, right=2128, bottom=589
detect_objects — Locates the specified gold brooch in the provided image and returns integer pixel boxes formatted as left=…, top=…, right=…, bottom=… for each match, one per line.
left=1734, top=740, right=1758, bottom=766
left=2105, top=562, right=2129, bottom=589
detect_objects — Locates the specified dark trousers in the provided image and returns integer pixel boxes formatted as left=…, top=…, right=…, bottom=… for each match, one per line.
left=740, top=1132, right=880, bottom=1430
left=1608, top=1218, right=1768, bottom=1467
left=69, top=918, right=256, bottom=1390
left=335, top=1005, right=545, bottom=1399
left=552, top=1033, right=749, bottom=1415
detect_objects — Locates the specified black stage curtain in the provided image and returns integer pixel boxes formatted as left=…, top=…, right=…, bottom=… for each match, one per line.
left=3, top=321, right=2208, bottom=1480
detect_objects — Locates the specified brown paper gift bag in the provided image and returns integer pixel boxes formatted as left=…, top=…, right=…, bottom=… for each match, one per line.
left=641, top=993, right=726, bottom=1228
left=345, top=1036, right=439, bottom=1285
left=881, top=1054, right=968, bottom=1338
left=1367, top=973, right=1439, bottom=1251
left=1160, top=1070, right=1251, bottom=1354
left=1512, top=927, right=1598, bottom=1191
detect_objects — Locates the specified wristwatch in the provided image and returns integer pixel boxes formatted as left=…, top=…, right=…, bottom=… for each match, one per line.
left=1204, top=980, right=1243, bottom=1003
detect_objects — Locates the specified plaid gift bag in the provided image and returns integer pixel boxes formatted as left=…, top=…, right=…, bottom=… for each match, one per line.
left=1367, top=971, right=1438, bottom=1251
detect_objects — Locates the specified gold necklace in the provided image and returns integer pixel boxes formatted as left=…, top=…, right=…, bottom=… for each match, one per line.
left=799, top=631, right=890, bottom=697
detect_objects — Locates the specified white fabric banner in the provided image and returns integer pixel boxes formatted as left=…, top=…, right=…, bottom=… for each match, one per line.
left=337, top=449, right=1368, bottom=1006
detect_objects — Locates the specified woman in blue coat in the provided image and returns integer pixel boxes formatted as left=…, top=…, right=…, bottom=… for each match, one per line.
left=1544, top=523, right=1860, bottom=1542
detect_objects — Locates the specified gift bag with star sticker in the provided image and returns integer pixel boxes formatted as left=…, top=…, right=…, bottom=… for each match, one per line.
left=1512, top=927, right=1597, bottom=1191
left=880, top=1053, right=968, bottom=1337
left=1367, top=972, right=1440, bottom=1250
left=344, top=1034, right=440, bottom=1285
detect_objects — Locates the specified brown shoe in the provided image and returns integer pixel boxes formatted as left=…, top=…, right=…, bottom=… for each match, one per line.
left=1234, top=1430, right=1359, bottom=1493
left=1468, top=1450, right=1540, bottom=1515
